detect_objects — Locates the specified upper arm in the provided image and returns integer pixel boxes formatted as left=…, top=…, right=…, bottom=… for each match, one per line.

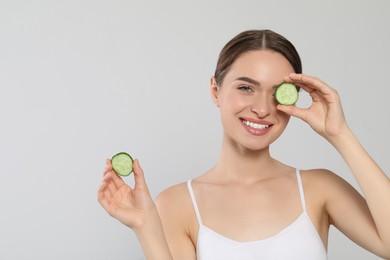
left=322, top=170, right=387, bottom=257
left=155, top=184, right=197, bottom=260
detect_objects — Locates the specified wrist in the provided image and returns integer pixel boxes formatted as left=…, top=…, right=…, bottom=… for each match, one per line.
left=133, top=209, right=173, bottom=260
left=326, top=123, right=352, bottom=144
left=328, top=126, right=357, bottom=152
left=131, top=206, right=161, bottom=234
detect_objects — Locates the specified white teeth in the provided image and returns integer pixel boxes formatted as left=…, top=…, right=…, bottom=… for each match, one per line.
left=242, top=120, right=269, bottom=129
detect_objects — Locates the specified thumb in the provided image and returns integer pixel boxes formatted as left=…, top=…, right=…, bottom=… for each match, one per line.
left=277, top=105, right=308, bottom=123
left=132, top=159, right=149, bottom=191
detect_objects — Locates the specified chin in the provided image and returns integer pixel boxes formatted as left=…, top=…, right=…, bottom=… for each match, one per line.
left=233, top=137, right=275, bottom=153
left=242, top=142, right=271, bottom=152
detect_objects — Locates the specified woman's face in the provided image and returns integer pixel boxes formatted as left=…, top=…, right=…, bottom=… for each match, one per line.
left=211, top=50, right=295, bottom=151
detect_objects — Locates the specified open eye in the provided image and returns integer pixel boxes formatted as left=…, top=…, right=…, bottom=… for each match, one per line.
left=238, top=85, right=253, bottom=92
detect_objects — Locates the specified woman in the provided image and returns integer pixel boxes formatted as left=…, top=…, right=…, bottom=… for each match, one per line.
left=98, top=30, right=390, bottom=259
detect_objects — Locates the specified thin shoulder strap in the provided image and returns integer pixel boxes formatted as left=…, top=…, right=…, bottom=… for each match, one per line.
left=295, top=169, right=307, bottom=212
left=187, top=180, right=203, bottom=225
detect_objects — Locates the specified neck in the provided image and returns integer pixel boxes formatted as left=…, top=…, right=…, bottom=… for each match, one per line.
left=212, top=135, right=279, bottom=184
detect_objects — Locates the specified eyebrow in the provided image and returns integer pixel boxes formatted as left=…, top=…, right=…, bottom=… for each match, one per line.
left=235, top=76, right=261, bottom=86
left=235, top=76, right=282, bottom=90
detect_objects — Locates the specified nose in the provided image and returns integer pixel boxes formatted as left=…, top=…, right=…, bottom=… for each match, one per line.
left=250, top=93, right=273, bottom=118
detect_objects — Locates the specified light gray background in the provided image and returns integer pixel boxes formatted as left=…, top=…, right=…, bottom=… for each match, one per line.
left=1, top=0, right=389, bottom=259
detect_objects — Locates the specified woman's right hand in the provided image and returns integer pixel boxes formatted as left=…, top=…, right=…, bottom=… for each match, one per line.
left=98, top=159, right=158, bottom=231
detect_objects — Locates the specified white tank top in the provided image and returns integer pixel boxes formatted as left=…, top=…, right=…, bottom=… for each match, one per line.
left=187, top=169, right=327, bottom=260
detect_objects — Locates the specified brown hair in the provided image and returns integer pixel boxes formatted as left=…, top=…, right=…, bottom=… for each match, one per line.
left=214, top=29, right=302, bottom=85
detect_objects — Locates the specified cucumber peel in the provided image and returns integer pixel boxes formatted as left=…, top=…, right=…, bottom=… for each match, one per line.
left=111, top=152, right=133, bottom=176
left=275, top=83, right=299, bottom=105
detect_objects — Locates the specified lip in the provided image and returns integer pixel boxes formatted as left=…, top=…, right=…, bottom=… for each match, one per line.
left=240, top=117, right=273, bottom=136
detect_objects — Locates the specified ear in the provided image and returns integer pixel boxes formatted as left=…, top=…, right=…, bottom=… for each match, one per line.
left=210, top=76, right=220, bottom=107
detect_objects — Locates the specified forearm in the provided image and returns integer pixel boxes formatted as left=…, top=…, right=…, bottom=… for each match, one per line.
left=330, top=128, right=390, bottom=244
left=134, top=213, right=173, bottom=260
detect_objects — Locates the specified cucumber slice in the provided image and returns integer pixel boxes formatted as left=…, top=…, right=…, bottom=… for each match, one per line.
left=275, top=83, right=299, bottom=105
left=111, top=152, right=133, bottom=176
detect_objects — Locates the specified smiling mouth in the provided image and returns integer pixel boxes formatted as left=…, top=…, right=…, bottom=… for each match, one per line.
left=241, top=119, right=271, bottom=130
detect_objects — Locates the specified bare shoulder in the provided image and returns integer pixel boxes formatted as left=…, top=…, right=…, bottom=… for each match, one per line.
left=155, top=182, right=198, bottom=256
left=156, top=182, right=190, bottom=205
left=301, top=168, right=356, bottom=194
left=301, top=168, right=364, bottom=214
left=301, top=168, right=338, bottom=180
left=155, top=182, right=196, bottom=231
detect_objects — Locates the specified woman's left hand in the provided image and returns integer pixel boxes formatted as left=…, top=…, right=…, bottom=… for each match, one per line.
left=277, top=73, right=349, bottom=142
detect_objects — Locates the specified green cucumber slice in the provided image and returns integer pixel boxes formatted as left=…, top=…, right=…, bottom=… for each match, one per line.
left=275, top=83, right=299, bottom=105
left=111, top=152, right=133, bottom=176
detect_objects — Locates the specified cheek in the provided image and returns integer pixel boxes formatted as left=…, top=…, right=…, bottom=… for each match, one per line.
left=220, top=92, right=250, bottom=112
left=219, top=96, right=246, bottom=127
left=277, top=111, right=291, bottom=127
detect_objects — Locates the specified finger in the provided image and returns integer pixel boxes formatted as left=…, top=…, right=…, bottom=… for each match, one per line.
left=97, top=180, right=107, bottom=199
left=283, top=75, right=316, bottom=95
left=107, top=178, right=118, bottom=194
left=98, top=191, right=112, bottom=213
left=132, top=159, right=149, bottom=191
left=284, top=73, right=325, bottom=93
left=277, top=104, right=309, bottom=122
left=103, top=158, right=126, bottom=188
left=97, top=181, right=111, bottom=206
left=108, top=169, right=127, bottom=190
left=104, top=159, right=113, bottom=176
left=287, top=73, right=334, bottom=95
left=99, top=175, right=115, bottom=195
left=297, top=83, right=316, bottom=94
left=98, top=178, right=120, bottom=213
